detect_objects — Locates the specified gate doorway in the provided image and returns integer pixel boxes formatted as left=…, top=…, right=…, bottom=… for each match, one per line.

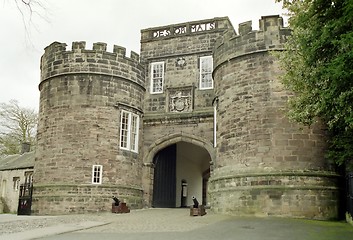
left=17, top=183, right=33, bottom=215
left=152, top=141, right=211, bottom=208
left=17, top=171, right=33, bottom=215
left=152, top=144, right=176, bottom=208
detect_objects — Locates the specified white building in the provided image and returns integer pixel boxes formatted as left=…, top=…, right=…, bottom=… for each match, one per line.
left=0, top=151, right=34, bottom=213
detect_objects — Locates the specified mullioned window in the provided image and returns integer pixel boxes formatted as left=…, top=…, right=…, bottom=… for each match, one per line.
left=199, top=56, right=213, bottom=89
left=150, top=62, right=164, bottom=94
left=120, top=110, right=139, bottom=153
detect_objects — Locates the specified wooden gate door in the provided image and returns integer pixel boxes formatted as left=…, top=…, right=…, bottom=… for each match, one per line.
left=152, top=144, right=176, bottom=208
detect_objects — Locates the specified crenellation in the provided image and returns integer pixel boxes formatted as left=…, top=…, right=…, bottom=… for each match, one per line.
left=113, top=45, right=126, bottom=57
left=40, top=41, right=144, bottom=90
left=44, top=41, right=67, bottom=54
left=130, top=51, right=139, bottom=61
left=259, top=15, right=284, bottom=31
left=238, top=20, right=252, bottom=35
left=214, top=16, right=291, bottom=71
left=72, top=41, right=86, bottom=51
left=43, top=42, right=141, bottom=66
left=93, top=42, right=107, bottom=52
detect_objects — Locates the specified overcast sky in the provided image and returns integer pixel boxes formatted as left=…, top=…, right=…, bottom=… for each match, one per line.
left=0, top=0, right=287, bottom=110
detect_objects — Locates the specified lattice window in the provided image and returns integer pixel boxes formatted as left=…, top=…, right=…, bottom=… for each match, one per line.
left=120, top=111, right=129, bottom=149
left=199, top=56, right=213, bottom=89
left=151, top=62, right=164, bottom=93
left=130, top=114, right=139, bottom=152
left=120, top=110, right=139, bottom=153
left=92, top=165, right=103, bottom=184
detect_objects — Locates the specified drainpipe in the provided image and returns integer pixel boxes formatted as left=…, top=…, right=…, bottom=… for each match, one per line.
left=212, top=97, right=219, bottom=148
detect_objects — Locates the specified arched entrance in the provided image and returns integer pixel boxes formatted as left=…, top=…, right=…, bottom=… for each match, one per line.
left=152, top=141, right=211, bottom=208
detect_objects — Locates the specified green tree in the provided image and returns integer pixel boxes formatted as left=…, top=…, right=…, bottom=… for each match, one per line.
left=276, top=0, right=353, bottom=168
left=0, top=99, right=37, bottom=156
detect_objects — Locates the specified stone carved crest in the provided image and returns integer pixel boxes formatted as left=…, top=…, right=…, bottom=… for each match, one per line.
left=176, top=57, right=186, bottom=68
left=168, top=87, right=193, bottom=112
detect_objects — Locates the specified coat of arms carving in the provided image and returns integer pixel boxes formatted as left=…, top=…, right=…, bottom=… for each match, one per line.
left=168, top=87, right=193, bottom=112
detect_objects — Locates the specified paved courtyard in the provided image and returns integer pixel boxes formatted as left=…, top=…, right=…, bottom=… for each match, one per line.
left=1, top=208, right=353, bottom=240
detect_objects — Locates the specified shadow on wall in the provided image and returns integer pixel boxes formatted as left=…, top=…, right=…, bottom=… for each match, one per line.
left=0, top=197, right=11, bottom=213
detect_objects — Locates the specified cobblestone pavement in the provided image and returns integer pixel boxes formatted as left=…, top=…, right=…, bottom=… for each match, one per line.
left=1, top=208, right=353, bottom=240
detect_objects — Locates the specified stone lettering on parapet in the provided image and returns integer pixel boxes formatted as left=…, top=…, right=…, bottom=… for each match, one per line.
left=190, top=22, right=215, bottom=32
left=152, top=21, right=216, bottom=38
left=153, top=28, right=171, bottom=38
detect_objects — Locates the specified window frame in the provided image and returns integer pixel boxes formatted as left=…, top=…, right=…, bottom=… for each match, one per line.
left=24, top=171, right=33, bottom=185
left=150, top=61, right=165, bottom=94
left=199, top=56, right=213, bottom=90
left=119, top=110, right=140, bottom=153
left=130, top=114, right=139, bottom=152
left=92, top=165, right=103, bottom=184
left=13, top=177, right=20, bottom=191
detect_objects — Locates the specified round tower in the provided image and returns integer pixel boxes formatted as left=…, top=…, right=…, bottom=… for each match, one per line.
left=210, top=16, right=340, bottom=219
left=32, top=42, right=145, bottom=214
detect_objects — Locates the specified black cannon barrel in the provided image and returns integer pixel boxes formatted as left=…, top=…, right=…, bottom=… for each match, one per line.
left=112, top=196, right=120, bottom=206
left=192, top=196, right=199, bottom=208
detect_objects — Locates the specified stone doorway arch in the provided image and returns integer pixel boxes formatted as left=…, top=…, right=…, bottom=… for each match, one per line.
left=142, top=133, right=215, bottom=208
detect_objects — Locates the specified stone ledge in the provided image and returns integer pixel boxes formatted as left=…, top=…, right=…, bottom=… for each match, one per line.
left=210, top=170, right=341, bottom=182
left=208, top=185, right=340, bottom=193
left=39, top=71, right=146, bottom=92
left=33, top=184, right=143, bottom=191
left=144, top=110, right=213, bottom=122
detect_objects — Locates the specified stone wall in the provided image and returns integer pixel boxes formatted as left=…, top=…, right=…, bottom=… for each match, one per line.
left=210, top=16, right=340, bottom=219
left=32, top=184, right=142, bottom=215
left=32, top=42, right=145, bottom=214
left=140, top=17, right=233, bottom=113
left=139, top=18, right=230, bottom=206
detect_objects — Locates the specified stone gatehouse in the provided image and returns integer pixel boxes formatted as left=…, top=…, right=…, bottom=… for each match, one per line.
left=32, top=15, right=340, bottom=219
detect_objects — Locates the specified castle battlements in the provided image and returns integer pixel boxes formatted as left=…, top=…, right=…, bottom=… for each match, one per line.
left=40, top=41, right=144, bottom=89
left=214, top=15, right=291, bottom=69
left=43, top=41, right=140, bottom=61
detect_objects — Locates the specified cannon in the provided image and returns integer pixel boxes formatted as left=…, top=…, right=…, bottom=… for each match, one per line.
left=112, top=196, right=120, bottom=206
left=192, top=196, right=199, bottom=208
left=111, top=196, right=130, bottom=213
left=190, top=196, right=205, bottom=216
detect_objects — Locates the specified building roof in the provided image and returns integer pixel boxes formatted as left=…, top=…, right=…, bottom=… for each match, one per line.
left=0, top=151, right=34, bottom=171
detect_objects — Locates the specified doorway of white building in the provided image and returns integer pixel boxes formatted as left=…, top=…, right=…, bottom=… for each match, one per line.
left=152, top=141, right=211, bottom=208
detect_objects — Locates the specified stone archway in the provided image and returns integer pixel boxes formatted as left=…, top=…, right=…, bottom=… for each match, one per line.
left=142, top=133, right=215, bottom=208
